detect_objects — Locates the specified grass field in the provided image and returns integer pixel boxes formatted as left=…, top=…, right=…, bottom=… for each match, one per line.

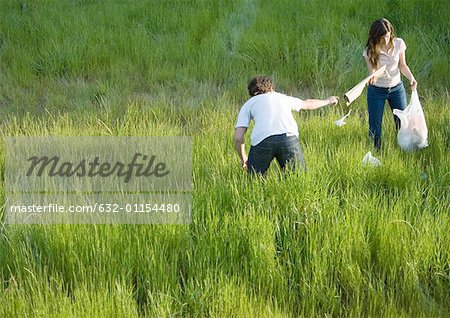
left=0, top=0, right=449, bottom=316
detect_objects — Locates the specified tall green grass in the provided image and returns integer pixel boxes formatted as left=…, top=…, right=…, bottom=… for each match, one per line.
left=0, top=0, right=449, bottom=316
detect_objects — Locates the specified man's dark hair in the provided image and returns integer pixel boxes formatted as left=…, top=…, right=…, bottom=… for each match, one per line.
left=247, top=76, right=275, bottom=97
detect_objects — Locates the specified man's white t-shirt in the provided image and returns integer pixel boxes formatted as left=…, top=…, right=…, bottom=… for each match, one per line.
left=235, top=91, right=305, bottom=146
left=363, top=38, right=407, bottom=88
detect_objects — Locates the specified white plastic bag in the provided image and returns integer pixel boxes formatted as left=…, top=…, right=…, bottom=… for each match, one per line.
left=392, top=90, right=428, bottom=151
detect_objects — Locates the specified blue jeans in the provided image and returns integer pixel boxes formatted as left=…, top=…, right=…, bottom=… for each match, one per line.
left=247, top=134, right=306, bottom=175
left=367, top=82, right=407, bottom=150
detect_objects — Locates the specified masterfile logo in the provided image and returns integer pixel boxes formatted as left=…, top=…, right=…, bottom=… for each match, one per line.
left=26, top=152, right=170, bottom=183
left=6, top=136, right=191, bottom=193
left=5, top=136, right=192, bottom=224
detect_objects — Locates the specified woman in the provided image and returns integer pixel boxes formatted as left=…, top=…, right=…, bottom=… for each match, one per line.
left=364, top=18, right=417, bottom=150
left=234, top=75, right=338, bottom=175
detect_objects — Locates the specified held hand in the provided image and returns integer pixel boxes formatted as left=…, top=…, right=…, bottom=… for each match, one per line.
left=327, top=96, right=339, bottom=106
left=368, top=77, right=377, bottom=85
left=410, top=79, right=418, bottom=91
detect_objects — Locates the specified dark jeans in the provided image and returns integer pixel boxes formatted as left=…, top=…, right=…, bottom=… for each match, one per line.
left=367, top=81, right=407, bottom=150
left=247, top=134, right=305, bottom=175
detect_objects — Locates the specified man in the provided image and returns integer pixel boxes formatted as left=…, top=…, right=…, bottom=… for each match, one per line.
left=234, top=76, right=339, bottom=175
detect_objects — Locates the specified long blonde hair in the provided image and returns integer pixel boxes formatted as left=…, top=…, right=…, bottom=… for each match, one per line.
left=366, top=18, right=396, bottom=67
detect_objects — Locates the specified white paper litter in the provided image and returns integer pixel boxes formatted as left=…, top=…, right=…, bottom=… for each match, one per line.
left=344, top=65, right=387, bottom=106
left=334, top=109, right=352, bottom=127
left=362, top=151, right=382, bottom=167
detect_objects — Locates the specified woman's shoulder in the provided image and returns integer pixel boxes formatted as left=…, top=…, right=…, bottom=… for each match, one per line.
left=394, top=37, right=407, bottom=50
